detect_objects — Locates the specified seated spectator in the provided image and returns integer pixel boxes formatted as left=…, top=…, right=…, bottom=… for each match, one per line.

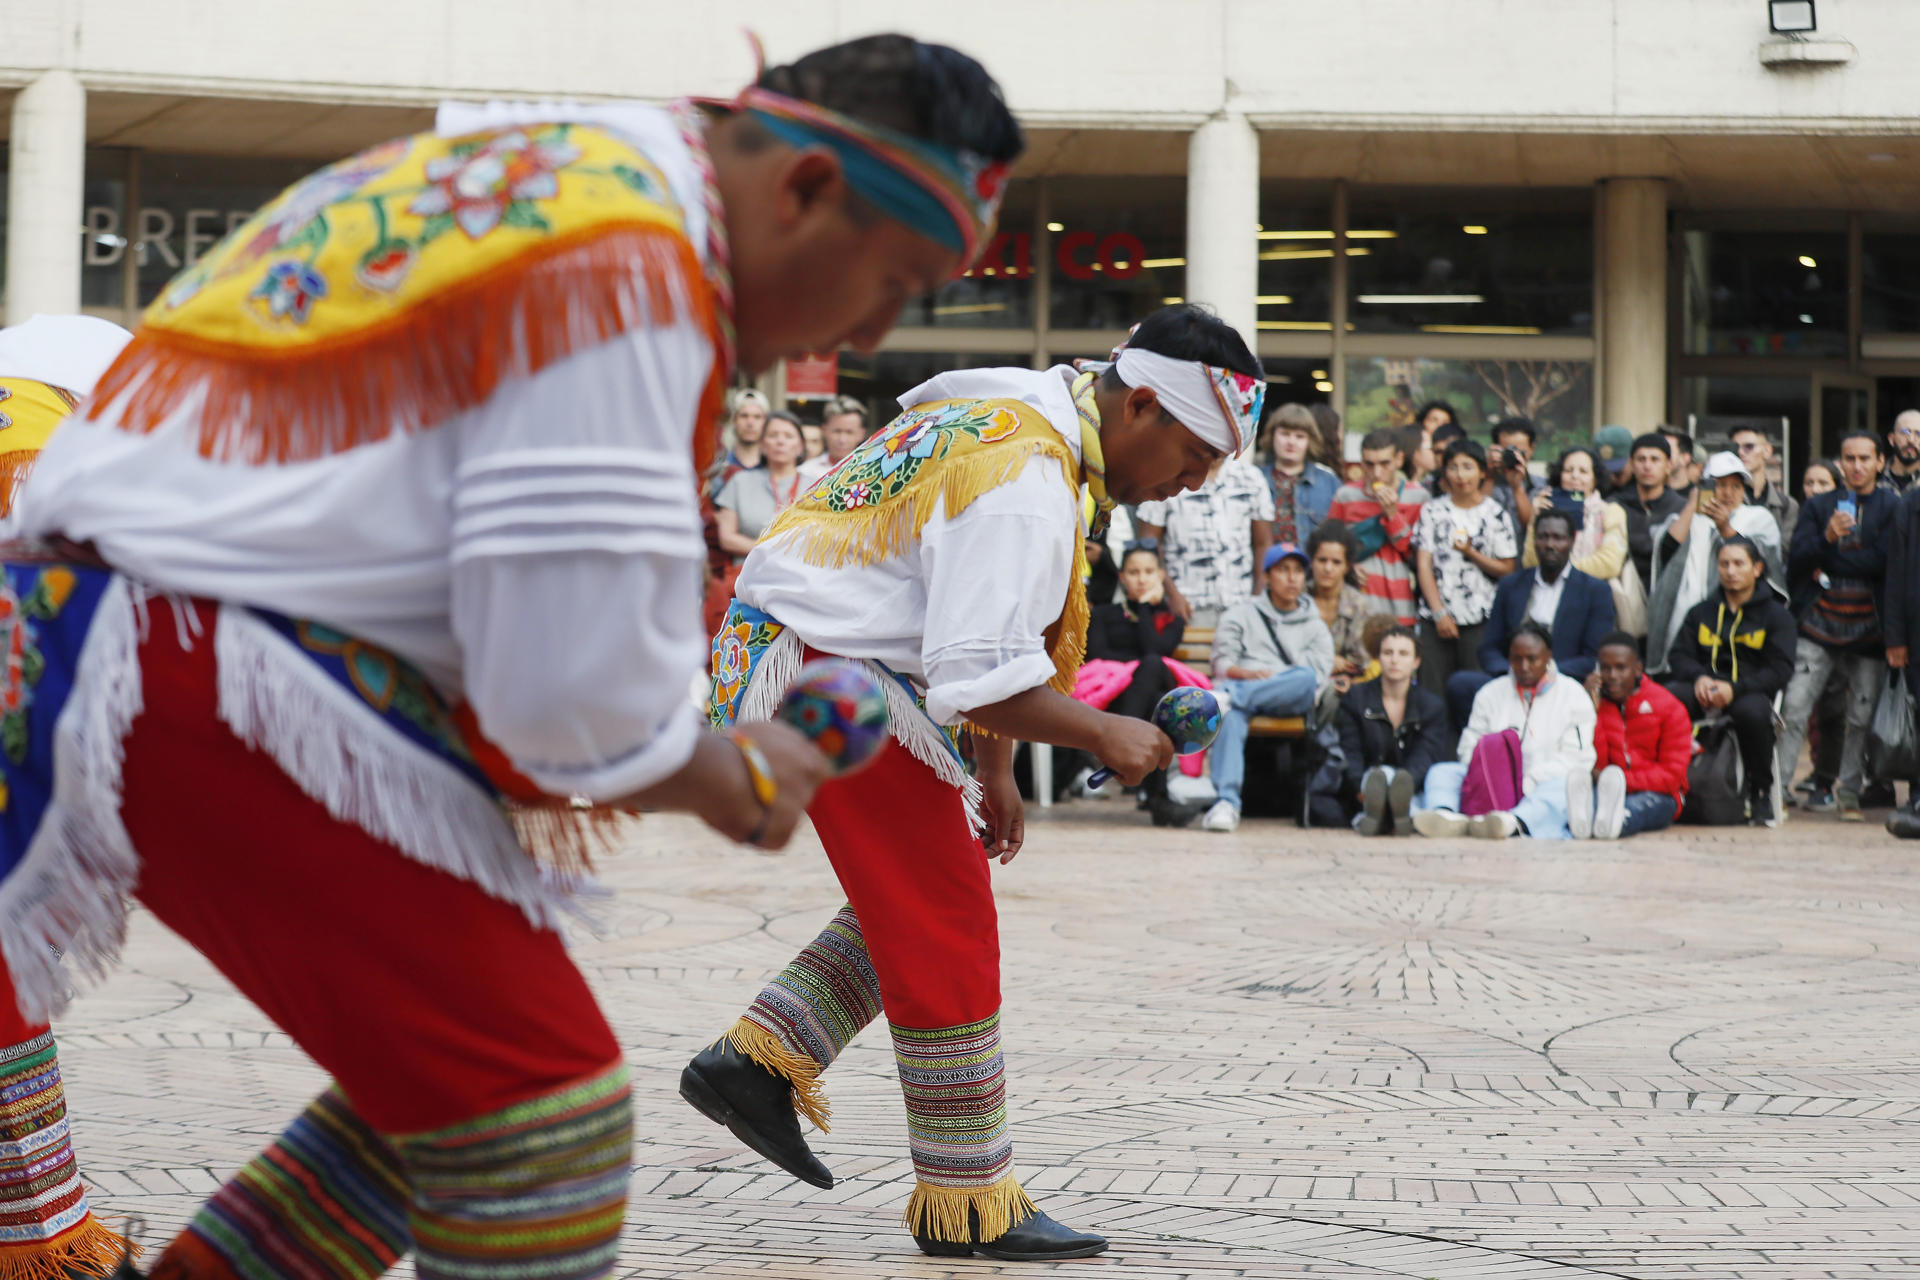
left=1262, top=402, right=1342, bottom=547
left=1774, top=432, right=1900, bottom=821
left=1664, top=536, right=1797, bottom=826
left=1310, top=624, right=1450, bottom=835
left=1306, top=521, right=1389, bottom=692
left=1414, top=440, right=1518, bottom=702
left=1447, top=508, right=1615, bottom=727
left=1327, top=427, right=1430, bottom=624
left=1646, top=450, right=1784, bottom=673
left=1135, top=451, right=1275, bottom=627
left=1568, top=632, right=1693, bottom=838
left=1082, top=543, right=1190, bottom=824
left=1201, top=544, right=1335, bottom=833
left=1412, top=622, right=1598, bottom=840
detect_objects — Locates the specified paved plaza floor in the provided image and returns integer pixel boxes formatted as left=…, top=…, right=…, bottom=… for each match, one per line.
left=54, top=799, right=1920, bottom=1278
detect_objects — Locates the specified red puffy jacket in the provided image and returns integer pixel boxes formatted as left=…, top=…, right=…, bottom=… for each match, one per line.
left=1593, top=675, right=1693, bottom=813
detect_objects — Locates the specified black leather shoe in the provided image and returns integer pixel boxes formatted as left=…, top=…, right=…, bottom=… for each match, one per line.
left=1887, top=807, right=1920, bottom=838
left=679, top=1040, right=834, bottom=1188
left=914, top=1206, right=1108, bottom=1261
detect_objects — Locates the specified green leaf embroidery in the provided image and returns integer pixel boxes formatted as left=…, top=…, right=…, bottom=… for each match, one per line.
left=500, top=202, right=552, bottom=233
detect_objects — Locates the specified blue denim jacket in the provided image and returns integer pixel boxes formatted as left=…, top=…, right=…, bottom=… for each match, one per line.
left=1266, top=461, right=1342, bottom=544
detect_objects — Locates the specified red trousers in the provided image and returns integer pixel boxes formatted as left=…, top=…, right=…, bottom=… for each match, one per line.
left=807, top=740, right=1001, bottom=1028
left=118, top=603, right=619, bottom=1132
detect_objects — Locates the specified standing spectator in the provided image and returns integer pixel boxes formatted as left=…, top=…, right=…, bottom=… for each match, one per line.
left=1135, top=454, right=1275, bottom=628
left=1326, top=427, right=1430, bottom=624
left=709, top=387, right=770, bottom=499
left=1592, top=424, right=1636, bottom=492
left=1646, top=452, right=1784, bottom=673
left=715, top=413, right=807, bottom=561
left=1731, top=424, right=1799, bottom=545
left=1568, top=632, right=1693, bottom=838
left=1665, top=536, right=1797, bottom=826
left=1309, top=402, right=1345, bottom=470
left=1413, top=440, right=1518, bottom=701
left=1796, top=458, right=1856, bottom=811
left=1306, top=522, right=1388, bottom=692
left=1662, top=427, right=1697, bottom=497
left=1487, top=416, right=1547, bottom=534
left=1774, top=431, right=1900, bottom=821
left=1413, top=622, right=1597, bottom=840
left=1416, top=400, right=1461, bottom=434
left=797, top=394, right=869, bottom=486
left=1311, top=624, right=1451, bottom=834
left=1887, top=409, right=1920, bottom=492
left=799, top=421, right=825, bottom=464
left=1804, top=458, right=1840, bottom=498
left=1448, top=508, right=1615, bottom=726
left=1262, top=402, right=1342, bottom=547
left=1201, top=544, right=1335, bottom=832
left=1400, top=423, right=1438, bottom=494
left=1427, top=421, right=1467, bottom=490
left=1523, top=447, right=1629, bottom=587
left=1880, top=476, right=1920, bottom=836
left=1083, top=543, right=1189, bottom=824
left=1617, top=431, right=1689, bottom=591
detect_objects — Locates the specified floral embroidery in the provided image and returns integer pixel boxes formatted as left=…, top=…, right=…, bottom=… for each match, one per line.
left=809, top=400, right=1023, bottom=514
left=251, top=261, right=329, bottom=324
left=709, top=612, right=786, bottom=728
left=291, top=620, right=475, bottom=765
left=0, top=567, right=77, bottom=771
left=409, top=129, right=582, bottom=240
left=356, top=240, right=416, bottom=292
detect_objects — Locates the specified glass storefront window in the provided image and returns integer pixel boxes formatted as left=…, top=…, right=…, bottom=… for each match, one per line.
left=1861, top=232, right=1920, bottom=334
left=1679, top=228, right=1847, bottom=358
left=1347, top=355, right=1593, bottom=455
left=80, top=150, right=129, bottom=310
left=1256, top=185, right=1333, bottom=330
left=1345, top=187, right=1593, bottom=337
left=1047, top=176, right=1184, bottom=331
left=898, top=180, right=1036, bottom=331
left=1674, top=375, right=1809, bottom=488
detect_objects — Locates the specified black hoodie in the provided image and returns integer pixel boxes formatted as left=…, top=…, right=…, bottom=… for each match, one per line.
left=1666, top=582, right=1797, bottom=699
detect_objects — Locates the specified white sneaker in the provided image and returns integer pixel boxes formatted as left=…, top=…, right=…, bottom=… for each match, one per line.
left=1470, top=810, right=1520, bottom=839
left=1412, top=808, right=1469, bottom=838
left=1565, top=773, right=1595, bottom=839
left=1593, top=765, right=1628, bottom=839
left=1201, top=800, right=1241, bottom=832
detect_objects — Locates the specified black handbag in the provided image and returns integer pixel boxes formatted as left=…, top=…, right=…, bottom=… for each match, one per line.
left=1681, top=716, right=1746, bottom=826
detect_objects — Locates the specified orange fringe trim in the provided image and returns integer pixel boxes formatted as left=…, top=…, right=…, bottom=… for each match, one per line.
left=507, top=801, right=630, bottom=878
left=723, top=1018, right=831, bottom=1132
left=88, top=221, right=723, bottom=468
left=0, top=450, right=39, bottom=520
left=903, top=1173, right=1036, bottom=1244
left=0, top=1213, right=137, bottom=1280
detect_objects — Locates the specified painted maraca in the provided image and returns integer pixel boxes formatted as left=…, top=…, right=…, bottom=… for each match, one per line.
left=777, top=658, right=890, bottom=775
left=1086, top=685, right=1222, bottom=788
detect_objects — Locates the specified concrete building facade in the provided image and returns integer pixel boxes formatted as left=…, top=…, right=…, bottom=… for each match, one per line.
left=6, top=0, right=1920, bottom=473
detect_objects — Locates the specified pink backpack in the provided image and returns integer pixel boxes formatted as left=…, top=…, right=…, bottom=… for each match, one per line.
left=1459, top=728, right=1524, bottom=816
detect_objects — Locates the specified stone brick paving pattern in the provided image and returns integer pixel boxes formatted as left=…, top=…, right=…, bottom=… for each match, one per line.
left=52, top=801, right=1920, bottom=1277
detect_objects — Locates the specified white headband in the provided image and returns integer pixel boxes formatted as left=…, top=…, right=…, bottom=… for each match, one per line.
left=1110, top=347, right=1261, bottom=457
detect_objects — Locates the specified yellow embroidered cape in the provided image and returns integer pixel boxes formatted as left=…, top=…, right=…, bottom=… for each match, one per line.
left=762, top=396, right=1091, bottom=700
left=88, top=123, right=723, bottom=465
left=0, top=378, right=79, bottom=517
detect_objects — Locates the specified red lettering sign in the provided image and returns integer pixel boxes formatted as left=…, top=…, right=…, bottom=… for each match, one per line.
left=1057, top=230, right=1098, bottom=281
left=785, top=352, right=839, bottom=398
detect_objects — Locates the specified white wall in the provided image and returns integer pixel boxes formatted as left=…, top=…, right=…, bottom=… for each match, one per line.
left=2, top=0, right=1915, bottom=130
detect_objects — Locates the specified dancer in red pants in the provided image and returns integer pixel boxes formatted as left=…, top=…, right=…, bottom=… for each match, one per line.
left=688, top=303, right=1265, bottom=1260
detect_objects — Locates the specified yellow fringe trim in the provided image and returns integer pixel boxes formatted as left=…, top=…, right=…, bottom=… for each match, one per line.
left=722, top=1018, right=831, bottom=1133
left=0, top=1214, right=138, bottom=1280
left=903, top=1173, right=1037, bottom=1245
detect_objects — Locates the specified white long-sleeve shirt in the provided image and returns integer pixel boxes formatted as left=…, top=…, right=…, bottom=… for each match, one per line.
left=1457, top=665, right=1597, bottom=792
left=736, top=365, right=1084, bottom=727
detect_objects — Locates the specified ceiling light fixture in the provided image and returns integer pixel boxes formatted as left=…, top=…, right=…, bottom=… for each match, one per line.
left=1356, top=294, right=1486, bottom=305
left=1046, top=221, right=1064, bottom=232
left=1769, top=0, right=1815, bottom=34
left=1462, top=225, right=1489, bottom=235
left=1798, top=255, right=1818, bottom=267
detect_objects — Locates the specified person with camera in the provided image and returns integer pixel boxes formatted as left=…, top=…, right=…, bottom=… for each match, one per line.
left=1664, top=536, right=1797, bottom=826
left=1645, top=452, right=1783, bottom=674
left=1487, top=416, right=1547, bottom=534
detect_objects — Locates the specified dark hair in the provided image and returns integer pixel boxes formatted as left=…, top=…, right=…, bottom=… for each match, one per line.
left=1551, top=446, right=1603, bottom=490
left=1533, top=506, right=1577, bottom=538
left=1308, top=403, right=1343, bottom=467
left=751, top=36, right=1023, bottom=164
left=767, top=408, right=801, bottom=427
left=1729, top=424, right=1771, bottom=443
left=1839, top=429, right=1883, bottom=456
left=1414, top=400, right=1459, bottom=430
left=1511, top=620, right=1553, bottom=652
left=1378, top=623, right=1419, bottom=653
left=1719, top=534, right=1763, bottom=566
left=1098, top=303, right=1263, bottom=402
left=1661, top=426, right=1693, bottom=453
left=1492, top=416, right=1537, bottom=445
left=1440, top=438, right=1489, bottom=477
left=1630, top=431, right=1670, bottom=459
left=1803, top=459, right=1843, bottom=493
left=1361, top=427, right=1404, bottom=457
left=1431, top=421, right=1466, bottom=450
left=1120, top=540, right=1163, bottom=564
left=1359, top=612, right=1398, bottom=659
left=1596, top=630, right=1642, bottom=659
left=1305, top=520, right=1361, bottom=586
left=1395, top=424, right=1425, bottom=471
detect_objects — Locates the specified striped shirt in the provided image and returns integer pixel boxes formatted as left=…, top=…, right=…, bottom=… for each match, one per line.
left=1327, top=477, right=1430, bottom=625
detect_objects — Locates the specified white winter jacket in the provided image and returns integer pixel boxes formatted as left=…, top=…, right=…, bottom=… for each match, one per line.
left=1457, top=664, right=1598, bottom=793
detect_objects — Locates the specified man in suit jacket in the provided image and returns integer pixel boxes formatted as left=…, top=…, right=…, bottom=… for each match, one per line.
left=1447, top=507, right=1616, bottom=727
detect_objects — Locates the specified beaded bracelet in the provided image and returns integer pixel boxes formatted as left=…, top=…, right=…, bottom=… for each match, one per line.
left=726, top=729, right=778, bottom=843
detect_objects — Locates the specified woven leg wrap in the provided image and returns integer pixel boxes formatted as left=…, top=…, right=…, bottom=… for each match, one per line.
left=892, top=1014, right=1033, bottom=1244
left=0, top=1032, right=129, bottom=1280
left=391, top=1063, right=631, bottom=1280
left=152, top=1086, right=409, bottom=1280
left=729, top=905, right=882, bottom=1131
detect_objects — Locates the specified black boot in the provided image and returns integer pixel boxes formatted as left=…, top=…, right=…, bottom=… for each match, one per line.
left=679, top=1039, right=834, bottom=1188
left=914, top=1205, right=1109, bottom=1261
left=1748, top=786, right=1776, bottom=827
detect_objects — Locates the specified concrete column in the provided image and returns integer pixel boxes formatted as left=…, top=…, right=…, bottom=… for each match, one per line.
left=1184, top=111, right=1258, bottom=346
left=5, top=70, right=87, bottom=323
left=1598, top=178, right=1668, bottom=430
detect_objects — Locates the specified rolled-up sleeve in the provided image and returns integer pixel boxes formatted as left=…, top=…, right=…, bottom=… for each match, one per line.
left=919, top=455, right=1078, bottom=726
left=450, top=321, right=714, bottom=800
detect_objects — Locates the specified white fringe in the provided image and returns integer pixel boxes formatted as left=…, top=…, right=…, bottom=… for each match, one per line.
left=212, top=606, right=573, bottom=934
left=734, top=636, right=984, bottom=829
left=0, top=577, right=146, bottom=1023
